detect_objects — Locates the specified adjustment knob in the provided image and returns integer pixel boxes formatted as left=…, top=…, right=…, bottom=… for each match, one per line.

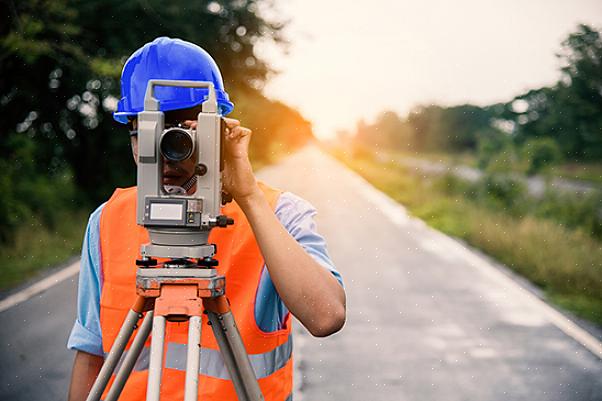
left=216, top=215, right=234, bottom=227
left=136, top=258, right=158, bottom=267
left=198, top=257, right=219, bottom=267
left=195, top=164, right=208, bottom=176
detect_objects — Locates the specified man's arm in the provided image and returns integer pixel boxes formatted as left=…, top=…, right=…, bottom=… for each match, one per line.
left=68, top=351, right=104, bottom=401
left=239, top=190, right=346, bottom=336
left=217, top=118, right=346, bottom=337
left=66, top=205, right=106, bottom=400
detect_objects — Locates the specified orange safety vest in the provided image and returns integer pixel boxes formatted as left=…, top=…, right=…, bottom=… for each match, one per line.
left=98, top=183, right=293, bottom=401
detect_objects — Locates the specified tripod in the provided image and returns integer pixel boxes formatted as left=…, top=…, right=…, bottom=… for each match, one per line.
left=85, top=257, right=264, bottom=401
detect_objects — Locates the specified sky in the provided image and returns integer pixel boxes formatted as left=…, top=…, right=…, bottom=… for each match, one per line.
left=257, top=0, right=602, bottom=139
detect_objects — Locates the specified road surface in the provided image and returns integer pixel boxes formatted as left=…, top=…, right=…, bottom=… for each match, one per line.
left=1, top=146, right=600, bottom=401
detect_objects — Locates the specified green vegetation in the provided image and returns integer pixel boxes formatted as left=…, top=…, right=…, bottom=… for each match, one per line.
left=0, top=211, right=88, bottom=290
left=521, top=138, right=564, bottom=176
left=334, top=149, right=602, bottom=324
left=1, top=0, right=313, bottom=288
left=346, top=24, right=602, bottom=183
left=550, top=163, right=602, bottom=184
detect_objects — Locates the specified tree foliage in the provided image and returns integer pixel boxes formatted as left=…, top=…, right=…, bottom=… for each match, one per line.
left=521, top=138, right=563, bottom=175
left=353, top=104, right=500, bottom=153
left=491, top=24, right=602, bottom=160
left=350, top=24, right=602, bottom=162
left=0, top=0, right=312, bottom=243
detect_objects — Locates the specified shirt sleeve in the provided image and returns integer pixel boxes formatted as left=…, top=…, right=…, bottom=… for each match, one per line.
left=254, top=192, right=343, bottom=332
left=66, top=203, right=105, bottom=356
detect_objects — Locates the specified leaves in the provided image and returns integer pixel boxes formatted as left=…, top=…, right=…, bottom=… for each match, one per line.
left=1, top=0, right=313, bottom=244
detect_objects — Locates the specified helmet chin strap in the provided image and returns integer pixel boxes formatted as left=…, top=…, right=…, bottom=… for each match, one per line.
left=163, top=175, right=197, bottom=195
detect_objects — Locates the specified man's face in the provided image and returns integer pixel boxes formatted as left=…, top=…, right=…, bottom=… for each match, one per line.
left=130, top=107, right=201, bottom=188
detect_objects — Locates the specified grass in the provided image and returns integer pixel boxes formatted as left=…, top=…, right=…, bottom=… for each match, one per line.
left=391, top=149, right=478, bottom=167
left=334, top=149, right=602, bottom=325
left=390, top=149, right=602, bottom=186
left=550, top=162, right=602, bottom=185
left=0, top=210, right=89, bottom=291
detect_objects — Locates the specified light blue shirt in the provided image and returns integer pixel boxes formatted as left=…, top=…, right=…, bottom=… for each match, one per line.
left=67, top=192, right=342, bottom=356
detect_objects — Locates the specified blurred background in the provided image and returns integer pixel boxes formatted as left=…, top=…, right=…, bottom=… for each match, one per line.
left=1, top=1, right=601, bottom=400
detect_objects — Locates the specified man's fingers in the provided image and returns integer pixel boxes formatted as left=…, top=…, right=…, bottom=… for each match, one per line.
left=223, top=117, right=241, bottom=129
left=182, top=118, right=250, bottom=141
left=227, top=126, right=252, bottom=140
left=183, top=120, right=198, bottom=129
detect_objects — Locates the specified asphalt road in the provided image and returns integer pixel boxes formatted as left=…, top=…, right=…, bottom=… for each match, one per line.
left=1, top=146, right=600, bottom=401
left=0, top=273, right=78, bottom=400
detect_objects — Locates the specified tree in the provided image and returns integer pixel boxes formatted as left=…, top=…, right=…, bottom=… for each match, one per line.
left=2, top=0, right=288, bottom=203
left=521, top=138, right=563, bottom=175
left=507, top=24, right=602, bottom=159
left=354, top=110, right=411, bottom=151
left=406, top=104, right=496, bottom=152
left=1, top=0, right=312, bottom=243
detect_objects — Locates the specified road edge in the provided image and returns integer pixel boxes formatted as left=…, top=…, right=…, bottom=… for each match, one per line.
left=326, top=149, right=602, bottom=360
left=0, top=259, right=79, bottom=313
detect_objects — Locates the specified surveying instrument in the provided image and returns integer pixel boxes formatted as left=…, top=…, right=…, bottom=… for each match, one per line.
left=86, top=80, right=264, bottom=401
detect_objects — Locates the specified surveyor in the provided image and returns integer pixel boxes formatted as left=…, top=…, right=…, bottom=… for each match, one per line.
left=66, top=37, right=346, bottom=401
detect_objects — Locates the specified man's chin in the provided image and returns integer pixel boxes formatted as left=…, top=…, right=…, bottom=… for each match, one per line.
left=162, top=177, right=184, bottom=186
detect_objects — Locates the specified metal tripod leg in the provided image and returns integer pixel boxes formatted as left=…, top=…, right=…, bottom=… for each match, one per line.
left=85, top=300, right=146, bottom=401
left=104, top=311, right=154, bottom=401
left=146, top=315, right=167, bottom=401
left=207, top=310, right=265, bottom=401
left=184, top=316, right=202, bottom=401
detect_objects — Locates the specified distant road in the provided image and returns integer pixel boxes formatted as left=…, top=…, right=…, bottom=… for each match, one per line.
left=1, top=146, right=600, bottom=401
left=390, top=155, right=601, bottom=197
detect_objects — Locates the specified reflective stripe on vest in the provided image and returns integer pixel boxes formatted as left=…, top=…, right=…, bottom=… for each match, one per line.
left=107, top=335, right=292, bottom=379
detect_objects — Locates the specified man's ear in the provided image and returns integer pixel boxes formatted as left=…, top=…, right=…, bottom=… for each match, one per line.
left=130, top=136, right=139, bottom=165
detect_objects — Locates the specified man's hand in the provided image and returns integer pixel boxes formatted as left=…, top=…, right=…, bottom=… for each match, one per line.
left=183, top=117, right=260, bottom=203
left=220, top=117, right=261, bottom=202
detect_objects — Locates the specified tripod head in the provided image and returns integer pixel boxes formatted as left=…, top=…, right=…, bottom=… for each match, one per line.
left=136, top=79, right=233, bottom=262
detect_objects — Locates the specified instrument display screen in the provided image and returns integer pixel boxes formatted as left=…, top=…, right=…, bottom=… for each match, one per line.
left=149, top=202, right=183, bottom=220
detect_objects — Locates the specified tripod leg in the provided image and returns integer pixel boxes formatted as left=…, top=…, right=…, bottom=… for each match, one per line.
left=184, top=316, right=202, bottom=401
left=86, top=298, right=146, bottom=401
left=104, top=311, right=154, bottom=401
left=205, top=296, right=265, bottom=401
left=218, top=311, right=265, bottom=401
left=146, top=315, right=167, bottom=401
left=207, top=311, right=248, bottom=399
left=205, top=296, right=264, bottom=401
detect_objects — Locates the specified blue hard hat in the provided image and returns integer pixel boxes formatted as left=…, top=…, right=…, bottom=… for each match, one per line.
left=113, top=37, right=234, bottom=124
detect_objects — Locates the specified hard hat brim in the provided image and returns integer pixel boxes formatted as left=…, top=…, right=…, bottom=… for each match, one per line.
left=113, top=98, right=234, bottom=124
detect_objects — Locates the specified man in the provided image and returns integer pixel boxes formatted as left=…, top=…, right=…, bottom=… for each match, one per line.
left=67, top=37, right=345, bottom=401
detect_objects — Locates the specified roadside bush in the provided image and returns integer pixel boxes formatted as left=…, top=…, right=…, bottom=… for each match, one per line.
left=535, top=189, right=602, bottom=238
left=476, top=132, right=516, bottom=171
left=0, top=134, right=78, bottom=244
left=467, top=213, right=602, bottom=312
left=478, top=173, right=527, bottom=213
left=521, top=138, right=563, bottom=175
left=434, top=173, right=477, bottom=198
